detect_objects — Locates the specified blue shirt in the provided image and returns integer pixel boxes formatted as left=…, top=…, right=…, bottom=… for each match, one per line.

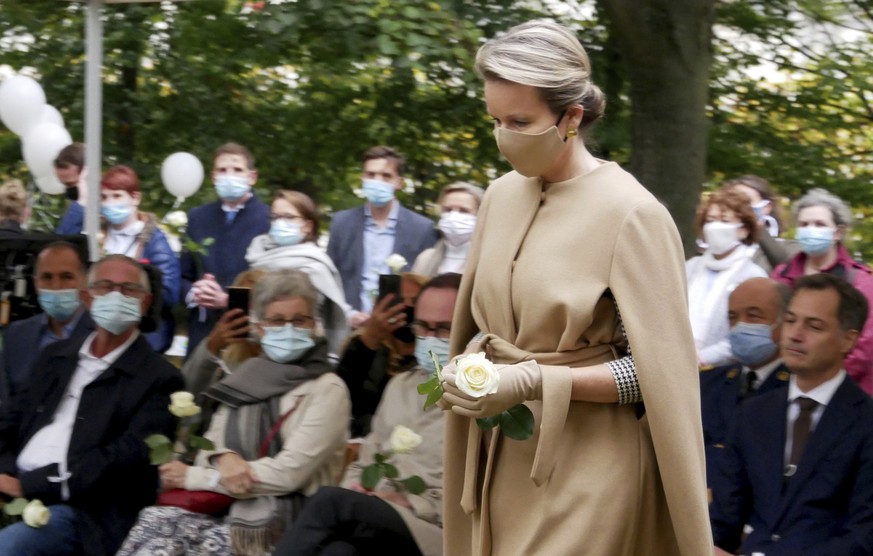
left=39, top=309, right=85, bottom=349
left=359, top=202, right=399, bottom=312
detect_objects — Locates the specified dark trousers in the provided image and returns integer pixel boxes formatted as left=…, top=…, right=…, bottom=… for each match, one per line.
left=273, top=486, right=423, bottom=556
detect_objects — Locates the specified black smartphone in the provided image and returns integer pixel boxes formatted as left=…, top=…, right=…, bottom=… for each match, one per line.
left=227, top=287, right=251, bottom=315
left=377, top=274, right=401, bottom=305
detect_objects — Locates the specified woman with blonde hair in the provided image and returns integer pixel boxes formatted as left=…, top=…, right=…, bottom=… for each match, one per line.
left=439, top=20, right=712, bottom=555
left=411, top=181, right=484, bottom=277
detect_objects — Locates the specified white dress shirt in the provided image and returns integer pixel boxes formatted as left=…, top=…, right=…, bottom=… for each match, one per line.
left=16, top=331, right=139, bottom=498
left=783, top=370, right=846, bottom=467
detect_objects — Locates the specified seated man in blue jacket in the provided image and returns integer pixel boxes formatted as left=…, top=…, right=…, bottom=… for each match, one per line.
left=700, top=277, right=791, bottom=486
left=711, top=273, right=873, bottom=555
left=0, top=254, right=183, bottom=556
left=0, top=241, right=95, bottom=407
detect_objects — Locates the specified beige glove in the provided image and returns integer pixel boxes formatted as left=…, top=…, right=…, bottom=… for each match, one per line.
left=442, top=360, right=542, bottom=418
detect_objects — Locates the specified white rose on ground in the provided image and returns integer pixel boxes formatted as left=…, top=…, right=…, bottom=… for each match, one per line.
left=454, top=352, right=500, bottom=398
left=389, top=425, right=423, bottom=454
left=385, top=253, right=407, bottom=274
left=22, top=500, right=50, bottom=528
left=165, top=210, right=188, bottom=228
left=168, top=391, right=201, bottom=418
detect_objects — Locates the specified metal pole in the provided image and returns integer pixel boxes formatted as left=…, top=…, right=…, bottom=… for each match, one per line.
left=84, top=0, right=103, bottom=262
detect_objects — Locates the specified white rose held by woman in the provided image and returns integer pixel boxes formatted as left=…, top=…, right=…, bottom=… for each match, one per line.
left=168, top=391, right=201, bottom=418
left=454, top=352, right=500, bottom=398
left=385, top=253, right=407, bottom=274
left=164, top=210, right=188, bottom=228
left=389, top=425, right=423, bottom=454
left=22, top=500, right=50, bottom=528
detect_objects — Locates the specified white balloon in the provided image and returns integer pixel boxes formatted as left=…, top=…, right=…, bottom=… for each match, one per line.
left=22, top=123, right=73, bottom=178
left=161, top=152, right=204, bottom=198
left=0, top=75, right=47, bottom=136
left=33, top=171, right=66, bottom=195
left=39, top=105, right=64, bottom=128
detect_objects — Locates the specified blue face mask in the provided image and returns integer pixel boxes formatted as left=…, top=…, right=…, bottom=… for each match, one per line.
left=101, top=203, right=133, bottom=225
left=796, top=226, right=834, bottom=256
left=260, top=324, right=315, bottom=363
left=730, top=321, right=778, bottom=366
left=269, top=220, right=303, bottom=247
left=215, top=174, right=250, bottom=201
left=415, top=336, right=451, bottom=376
left=361, top=178, right=395, bottom=207
left=90, top=291, right=142, bottom=335
left=38, top=288, right=81, bottom=322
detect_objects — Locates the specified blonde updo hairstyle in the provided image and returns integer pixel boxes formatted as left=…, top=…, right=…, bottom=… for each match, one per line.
left=475, top=20, right=606, bottom=131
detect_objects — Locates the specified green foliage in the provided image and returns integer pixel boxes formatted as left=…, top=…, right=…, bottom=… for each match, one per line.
left=475, top=404, right=535, bottom=441
left=2, top=498, right=27, bottom=517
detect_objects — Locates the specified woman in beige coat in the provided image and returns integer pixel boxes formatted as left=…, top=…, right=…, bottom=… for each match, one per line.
left=439, top=20, right=713, bottom=555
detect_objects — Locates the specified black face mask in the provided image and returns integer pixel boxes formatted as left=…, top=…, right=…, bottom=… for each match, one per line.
left=64, top=186, right=79, bottom=202
left=393, top=306, right=416, bottom=344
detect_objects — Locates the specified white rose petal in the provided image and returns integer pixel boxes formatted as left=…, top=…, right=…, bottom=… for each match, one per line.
left=168, top=391, right=201, bottom=418
left=22, top=500, right=51, bottom=528
left=385, top=253, right=407, bottom=274
left=389, top=425, right=423, bottom=454
left=165, top=210, right=188, bottom=228
left=454, top=352, right=500, bottom=398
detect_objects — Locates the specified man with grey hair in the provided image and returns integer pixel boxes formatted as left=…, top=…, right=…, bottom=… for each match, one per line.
left=0, top=254, right=183, bottom=556
left=772, top=187, right=873, bottom=394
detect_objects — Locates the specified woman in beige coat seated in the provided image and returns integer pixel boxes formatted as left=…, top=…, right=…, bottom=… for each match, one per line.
left=118, top=269, right=351, bottom=556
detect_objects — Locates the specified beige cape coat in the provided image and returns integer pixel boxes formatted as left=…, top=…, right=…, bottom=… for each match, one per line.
left=444, top=163, right=713, bottom=555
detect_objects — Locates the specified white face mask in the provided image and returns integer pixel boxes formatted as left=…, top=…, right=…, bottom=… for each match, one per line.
left=437, top=212, right=477, bottom=247
left=703, top=221, right=742, bottom=256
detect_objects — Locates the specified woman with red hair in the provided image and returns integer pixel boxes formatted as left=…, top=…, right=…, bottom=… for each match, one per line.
left=100, top=164, right=180, bottom=352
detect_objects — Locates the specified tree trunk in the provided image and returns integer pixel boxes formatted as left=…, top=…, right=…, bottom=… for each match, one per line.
left=597, top=0, right=715, bottom=255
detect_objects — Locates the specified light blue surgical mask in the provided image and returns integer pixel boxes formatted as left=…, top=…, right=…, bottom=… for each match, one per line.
left=751, top=200, right=770, bottom=221
left=730, top=321, right=778, bottom=366
left=38, top=288, right=81, bottom=322
left=796, top=226, right=835, bottom=256
left=215, top=174, right=250, bottom=201
left=361, top=178, right=395, bottom=207
left=269, top=220, right=303, bottom=247
left=101, top=203, right=133, bottom=225
left=90, top=291, right=142, bottom=335
left=415, top=336, right=450, bottom=376
left=260, top=324, right=315, bottom=363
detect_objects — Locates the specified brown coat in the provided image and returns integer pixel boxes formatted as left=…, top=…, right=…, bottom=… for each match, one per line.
left=445, top=163, right=713, bottom=555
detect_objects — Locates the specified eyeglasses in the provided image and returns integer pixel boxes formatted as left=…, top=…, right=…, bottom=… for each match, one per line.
left=412, top=321, right=452, bottom=340
left=269, top=213, right=305, bottom=223
left=260, top=315, right=315, bottom=329
left=88, top=280, right=146, bottom=297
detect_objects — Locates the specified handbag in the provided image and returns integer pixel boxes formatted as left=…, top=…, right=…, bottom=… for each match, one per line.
left=157, top=400, right=303, bottom=516
left=157, top=488, right=235, bottom=516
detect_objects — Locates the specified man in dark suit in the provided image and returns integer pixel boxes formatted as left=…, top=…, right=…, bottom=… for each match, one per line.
left=327, top=146, right=438, bottom=327
left=180, top=143, right=270, bottom=357
left=700, top=277, right=792, bottom=486
left=0, top=254, right=184, bottom=556
left=711, top=273, right=873, bottom=555
left=0, top=242, right=95, bottom=407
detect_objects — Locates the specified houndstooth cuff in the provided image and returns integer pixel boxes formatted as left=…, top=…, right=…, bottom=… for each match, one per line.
left=607, top=356, right=642, bottom=405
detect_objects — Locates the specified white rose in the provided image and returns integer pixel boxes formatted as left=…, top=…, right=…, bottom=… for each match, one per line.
left=22, top=500, right=50, bottom=528
left=165, top=210, right=188, bottom=228
left=168, top=391, right=201, bottom=418
left=385, top=253, right=407, bottom=274
left=389, top=425, right=423, bottom=454
left=454, top=352, right=500, bottom=398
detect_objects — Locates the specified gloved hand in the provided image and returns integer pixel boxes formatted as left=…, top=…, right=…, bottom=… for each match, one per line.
left=442, top=360, right=542, bottom=418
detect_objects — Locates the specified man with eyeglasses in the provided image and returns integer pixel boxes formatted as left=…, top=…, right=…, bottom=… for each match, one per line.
left=273, top=273, right=461, bottom=556
left=0, top=242, right=95, bottom=408
left=180, top=143, right=270, bottom=358
left=0, top=254, right=183, bottom=556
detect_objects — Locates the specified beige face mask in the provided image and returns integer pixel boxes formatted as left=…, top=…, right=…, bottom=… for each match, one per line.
left=493, top=113, right=569, bottom=178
